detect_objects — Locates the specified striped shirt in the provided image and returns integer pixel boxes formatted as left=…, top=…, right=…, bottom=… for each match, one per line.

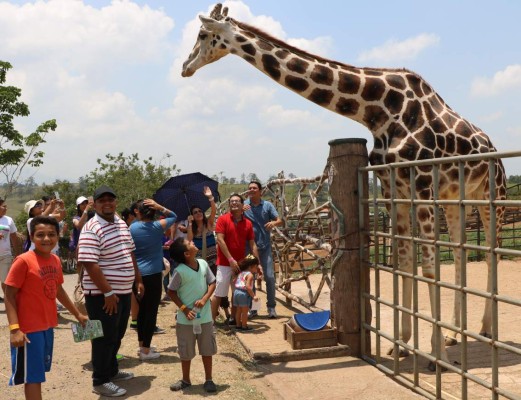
left=78, top=213, right=136, bottom=295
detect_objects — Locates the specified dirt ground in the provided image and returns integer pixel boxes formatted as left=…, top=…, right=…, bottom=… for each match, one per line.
left=0, top=297, right=270, bottom=400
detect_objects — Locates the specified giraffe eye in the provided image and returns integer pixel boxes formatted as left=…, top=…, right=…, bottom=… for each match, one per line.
left=198, top=33, right=208, bottom=40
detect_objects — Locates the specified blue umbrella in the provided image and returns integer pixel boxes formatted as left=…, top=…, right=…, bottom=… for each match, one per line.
left=153, top=172, right=220, bottom=221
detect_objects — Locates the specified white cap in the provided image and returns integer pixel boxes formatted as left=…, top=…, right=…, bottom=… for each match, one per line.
left=24, top=200, right=42, bottom=214
left=76, top=196, right=88, bottom=206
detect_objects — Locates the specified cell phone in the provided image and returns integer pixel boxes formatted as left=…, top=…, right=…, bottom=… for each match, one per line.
left=54, top=191, right=60, bottom=200
left=88, top=196, right=93, bottom=202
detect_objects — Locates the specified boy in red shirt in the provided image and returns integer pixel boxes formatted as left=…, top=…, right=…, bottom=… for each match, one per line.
left=5, top=216, right=88, bottom=400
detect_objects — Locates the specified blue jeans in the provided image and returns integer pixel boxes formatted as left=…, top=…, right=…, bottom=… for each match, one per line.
left=258, top=245, right=276, bottom=309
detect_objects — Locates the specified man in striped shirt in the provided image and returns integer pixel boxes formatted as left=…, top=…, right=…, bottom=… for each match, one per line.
left=78, top=185, right=144, bottom=397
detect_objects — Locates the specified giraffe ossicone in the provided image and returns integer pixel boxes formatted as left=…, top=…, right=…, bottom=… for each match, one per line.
left=182, top=3, right=506, bottom=369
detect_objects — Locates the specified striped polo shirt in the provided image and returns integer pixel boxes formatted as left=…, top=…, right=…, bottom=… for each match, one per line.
left=78, top=213, right=136, bottom=295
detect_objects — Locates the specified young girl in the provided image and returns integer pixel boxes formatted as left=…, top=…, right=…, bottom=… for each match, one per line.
left=233, top=255, right=259, bottom=331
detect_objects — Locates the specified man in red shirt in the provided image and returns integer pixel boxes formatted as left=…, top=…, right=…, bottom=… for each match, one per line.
left=212, top=194, right=261, bottom=323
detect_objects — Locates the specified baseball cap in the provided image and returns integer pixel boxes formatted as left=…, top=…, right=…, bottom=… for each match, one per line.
left=24, top=200, right=42, bottom=214
left=93, top=185, right=117, bottom=201
left=76, top=196, right=88, bottom=206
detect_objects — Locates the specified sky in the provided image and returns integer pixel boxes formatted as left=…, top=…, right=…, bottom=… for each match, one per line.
left=1, top=0, right=521, bottom=185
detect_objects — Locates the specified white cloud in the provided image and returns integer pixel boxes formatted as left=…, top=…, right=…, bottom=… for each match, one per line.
left=471, top=65, right=521, bottom=97
left=357, top=33, right=440, bottom=63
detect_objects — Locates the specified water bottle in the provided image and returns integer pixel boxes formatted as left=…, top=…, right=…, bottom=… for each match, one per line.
left=192, top=306, right=202, bottom=334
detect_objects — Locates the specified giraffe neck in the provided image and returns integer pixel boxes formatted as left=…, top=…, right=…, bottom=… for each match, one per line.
left=228, top=20, right=405, bottom=131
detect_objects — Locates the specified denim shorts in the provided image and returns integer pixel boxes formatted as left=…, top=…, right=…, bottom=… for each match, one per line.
left=233, top=288, right=250, bottom=307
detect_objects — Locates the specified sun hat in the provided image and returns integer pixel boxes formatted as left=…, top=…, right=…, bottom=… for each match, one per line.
left=76, top=196, right=88, bottom=206
left=24, top=200, right=42, bottom=214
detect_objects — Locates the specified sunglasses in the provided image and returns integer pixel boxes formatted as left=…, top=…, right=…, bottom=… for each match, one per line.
left=34, top=203, right=43, bottom=208
left=192, top=209, right=203, bottom=215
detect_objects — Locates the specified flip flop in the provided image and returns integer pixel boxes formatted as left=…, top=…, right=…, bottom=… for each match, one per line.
left=170, top=380, right=191, bottom=391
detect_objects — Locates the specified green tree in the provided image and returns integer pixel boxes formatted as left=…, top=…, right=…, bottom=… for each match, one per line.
left=82, top=153, right=180, bottom=210
left=0, top=61, right=57, bottom=198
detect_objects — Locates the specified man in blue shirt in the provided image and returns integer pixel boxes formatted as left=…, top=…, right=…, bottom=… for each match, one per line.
left=244, top=181, right=282, bottom=318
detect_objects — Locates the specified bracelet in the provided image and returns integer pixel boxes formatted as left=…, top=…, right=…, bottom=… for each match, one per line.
left=104, top=290, right=114, bottom=297
left=162, top=207, right=167, bottom=214
left=208, top=197, right=214, bottom=202
left=9, top=324, right=20, bottom=331
left=228, top=257, right=235, bottom=263
left=180, top=304, right=187, bottom=311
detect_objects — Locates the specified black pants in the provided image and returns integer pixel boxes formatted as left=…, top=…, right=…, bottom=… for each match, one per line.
left=85, top=293, right=131, bottom=386
left=137, top=273, right=163, bottom=348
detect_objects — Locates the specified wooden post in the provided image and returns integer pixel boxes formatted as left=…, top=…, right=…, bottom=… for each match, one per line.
left=328, top=138, right=371, bottom=357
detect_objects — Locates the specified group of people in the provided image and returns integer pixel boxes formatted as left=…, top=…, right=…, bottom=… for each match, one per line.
left=1, top=179, right=282, bottom=398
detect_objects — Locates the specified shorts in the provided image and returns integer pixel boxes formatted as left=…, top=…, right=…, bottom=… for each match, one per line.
left=0, top=255, right=13, bottom=283
left=10, top=328, right=54, bottom=385
left=233, top=288, right=250, bottom=307
left=176, top=322, right=217, bottom=360
left=214, top=265, right=234, bottom=297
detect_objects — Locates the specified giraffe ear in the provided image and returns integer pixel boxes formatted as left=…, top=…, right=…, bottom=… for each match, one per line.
left=199, top=15, right=224, bottom=32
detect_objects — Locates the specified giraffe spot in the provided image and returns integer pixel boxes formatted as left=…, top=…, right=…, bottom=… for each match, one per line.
left=454, top=121, right=473, bottom=138
left=363, top=105, right=389, bottom=130
left=418, top=148, right=434, bottom=162
left=374, top=137, right=384, bottom=149
left=429, top=95, right=445, bottom=113
left=311, top=65, right=333, bottom=85
left=446, top=133, right=456, bottom=153
left=211, top=40, right=217, bottom=46
left=402, top=100, right=424, bottom=132
left=243, top=30, right=256, bottom=39
left=262, top=54, right=281, bottom=80
left=308, top=88, right=334, bottom=106
left=287, top=57, right=309, bottom=74
left=285, top=75, right=309, bottom=92
left=220, top=44, right=227, bottom=49
left=397, top=167, right=410, bottom=180
left=275, top=49, right=290, bottom=59
left=416, top=128, right=436, bottom=150
left=432, top=118, right=447, bottom=134
left=384, top=153, right=396, bottom=163
left=387, top=122, right=408, bottom=147
left=435, top=133, right=446, bottom=149
left=416, top=175, right=433, bottom=193
left=243, top=55, right=256, bottom=64
left=398, top=137, right=419, bottom=161
left=257, top=40, right=274, bottom=51
left=406, top=90, right=414, bottom=99
left=368, top=152, right=384, bottom=165
left=361, top=77, right=386, bottom=101
left=456, top=136, right=472, bottom=154
left=224, top=39, right=230, bottom=44
left=241, top=43, right=256, bottom=56
left=441, top=111, right=458, bottom=128
left=329, top=63, right=338, bottom=69
left=216, top=35, right=221, bottom=40
left=423, top=224, right=432, bottom=234
left=336, top=97, right=359, bottom=116
left=434, top=149, right=442, bottom=158
left=406, top=73, right=424, bottom=97
left=421, top=81, right=433, bottom=96
left=384, top=90, right=405, bottom=115
left=422, top=101, right=437, bottom=122
left=386, top=74, right=407, bottom=90
left=235, top=35, right=247, bottom=43
left=365, top=70, right=384, bottom=77
left=338, top=71, right=360, bottom=94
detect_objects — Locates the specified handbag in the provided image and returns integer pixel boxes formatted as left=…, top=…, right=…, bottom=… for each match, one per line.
left=73, top=263, right=87, bottom=315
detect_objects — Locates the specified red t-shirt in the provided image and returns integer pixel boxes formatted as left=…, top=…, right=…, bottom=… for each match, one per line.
left=215, top=213, right=254, bottom=266
left=5, top=251, right=64, bottom=334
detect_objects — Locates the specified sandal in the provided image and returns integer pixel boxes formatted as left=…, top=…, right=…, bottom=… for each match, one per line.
left=170, top=380, right=191, bottom=391
left=204, top=380, right=217, bottom=393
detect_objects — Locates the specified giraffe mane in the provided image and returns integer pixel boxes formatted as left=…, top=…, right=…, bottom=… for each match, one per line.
left=233, top=19, right=413, bottom=75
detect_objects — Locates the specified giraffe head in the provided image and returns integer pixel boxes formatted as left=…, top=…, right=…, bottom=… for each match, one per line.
left=182, top=3, right=233, bottom=77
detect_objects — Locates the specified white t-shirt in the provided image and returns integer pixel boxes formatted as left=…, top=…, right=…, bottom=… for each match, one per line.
left=0, top=215, right=17, bottom=256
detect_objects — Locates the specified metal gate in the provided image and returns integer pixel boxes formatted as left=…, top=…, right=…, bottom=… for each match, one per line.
left=358, top=150, right=521, bottom=400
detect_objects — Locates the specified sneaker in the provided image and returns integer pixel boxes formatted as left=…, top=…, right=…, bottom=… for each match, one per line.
left=153, top=326, right=166, bottom=334
left=0, top=296, right=4, bottom=303
left=248, top=310, right=258, bottom=319
left=130, top=321, right=137, bottom=330
left=136, top=346, right=157, bottom=356
left=139, top=350, right=160, bottom=361
left=204, top=380, right=217, bottom=393
left=116, top=354, right=125, bottom=361
left=268, top=307, right=278, bottom=319
left=92, top=382, right=126, bottom=397
left=111, top=371, right=134, bottom=382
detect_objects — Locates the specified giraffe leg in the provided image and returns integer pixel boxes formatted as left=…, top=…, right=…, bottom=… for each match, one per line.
left=418, top=206, right=450, bottom=371
left=444, top=205, right=463, bottom=347
left=386, top=206, right=412, bottom=358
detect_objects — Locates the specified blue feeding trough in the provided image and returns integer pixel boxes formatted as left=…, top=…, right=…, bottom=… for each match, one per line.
left=293, top=310, right=331, bottom=331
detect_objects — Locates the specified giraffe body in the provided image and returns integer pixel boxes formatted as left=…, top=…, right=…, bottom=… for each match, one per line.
left=182, top=4, right=506, bottom=367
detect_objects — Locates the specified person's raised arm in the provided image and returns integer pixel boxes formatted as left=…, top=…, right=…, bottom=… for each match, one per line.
left=74, top=200, right=93, bottom=231
left=204, top=186, right=217, bottom=230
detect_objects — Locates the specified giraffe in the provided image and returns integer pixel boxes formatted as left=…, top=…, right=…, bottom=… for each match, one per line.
left=182, top=3, right=507, bottom=369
